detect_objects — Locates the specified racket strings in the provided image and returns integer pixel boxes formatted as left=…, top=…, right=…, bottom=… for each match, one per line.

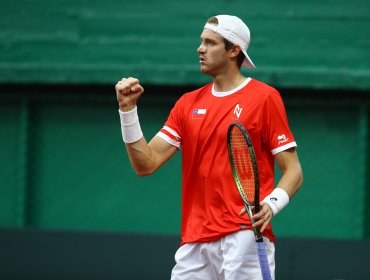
left=231, top=128, right=255, bottom=204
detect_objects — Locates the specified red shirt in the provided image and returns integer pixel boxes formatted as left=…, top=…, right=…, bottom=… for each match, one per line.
left=157, top=78, right=297, bottom=245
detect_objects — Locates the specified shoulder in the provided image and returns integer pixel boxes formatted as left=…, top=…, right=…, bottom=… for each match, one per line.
left=248, top=79, right=280, bottom=97
left=245, top=79, right=284, bottom=107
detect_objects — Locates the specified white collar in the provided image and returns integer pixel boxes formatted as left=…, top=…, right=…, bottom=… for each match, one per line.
left=212, top=77, right=251, bottom=97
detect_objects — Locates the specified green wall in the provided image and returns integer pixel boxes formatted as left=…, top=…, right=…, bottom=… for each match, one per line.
left=0, top=86, right=183, bottom=234
left=1, top=86, right=370, bottom=240
left=0, top=0, right=369, bottom=88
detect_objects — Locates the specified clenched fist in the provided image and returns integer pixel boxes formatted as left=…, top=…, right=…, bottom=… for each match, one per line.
left=115, top=77, right=144, bottom=112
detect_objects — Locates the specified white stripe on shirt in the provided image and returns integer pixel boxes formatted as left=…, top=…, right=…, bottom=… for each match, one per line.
left=156, top=131, right=181, bottom=149
left=271, top=142, right=297, bottom=155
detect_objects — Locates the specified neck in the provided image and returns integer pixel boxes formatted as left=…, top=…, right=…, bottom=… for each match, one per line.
left=212, top=67, right=246, bottom=92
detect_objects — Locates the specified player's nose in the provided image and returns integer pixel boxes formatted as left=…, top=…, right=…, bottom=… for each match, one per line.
left=197, top=43, right=205, bottom=54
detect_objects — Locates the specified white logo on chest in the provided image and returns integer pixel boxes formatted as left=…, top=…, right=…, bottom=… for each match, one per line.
left=233, top=104, right=243, bottom=119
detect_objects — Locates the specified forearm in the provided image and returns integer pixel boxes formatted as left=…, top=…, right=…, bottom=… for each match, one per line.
left=118, top=105, right=155, bottom=176
left=275, top=161, right=303, bottom=199
left=125, top=138, right=158, bottom=176
left=261, top=149, right=303, bottom=217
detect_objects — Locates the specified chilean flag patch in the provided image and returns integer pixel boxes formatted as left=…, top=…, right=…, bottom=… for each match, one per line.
left=192, top=109, right=207, bottom=119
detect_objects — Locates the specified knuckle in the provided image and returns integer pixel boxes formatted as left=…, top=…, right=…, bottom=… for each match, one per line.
left=128, top=77, right=139, bottom=84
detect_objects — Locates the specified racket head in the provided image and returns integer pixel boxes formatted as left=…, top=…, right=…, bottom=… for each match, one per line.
left=227, top=122, right=260, bottom=212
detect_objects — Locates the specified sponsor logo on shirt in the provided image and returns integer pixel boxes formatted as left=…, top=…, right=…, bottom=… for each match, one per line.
left=233, top=104, right=243, bottom=119
left=277, top=134, right=289, bottom=144
left=192, top=108, right=207, bottom=119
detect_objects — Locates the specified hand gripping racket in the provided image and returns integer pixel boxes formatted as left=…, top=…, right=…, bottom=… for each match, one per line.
left=227, top=122, right=272, bottom=280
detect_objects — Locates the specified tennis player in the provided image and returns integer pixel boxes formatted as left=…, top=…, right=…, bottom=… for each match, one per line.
left=115, top=15, right=303, bottom=280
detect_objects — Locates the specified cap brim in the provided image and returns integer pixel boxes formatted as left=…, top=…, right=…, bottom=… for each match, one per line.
left=241, top=50, right=255, bottom=68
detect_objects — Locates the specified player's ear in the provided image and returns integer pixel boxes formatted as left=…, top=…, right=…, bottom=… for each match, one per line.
left=229, top=45, right=242, bottom=59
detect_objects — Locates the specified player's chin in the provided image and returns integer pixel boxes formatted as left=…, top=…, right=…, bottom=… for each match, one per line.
left=199, top=65, right=211, bottom=75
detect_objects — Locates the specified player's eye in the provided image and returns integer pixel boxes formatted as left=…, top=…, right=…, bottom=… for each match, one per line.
left=205, top=40, right=215, bottom=46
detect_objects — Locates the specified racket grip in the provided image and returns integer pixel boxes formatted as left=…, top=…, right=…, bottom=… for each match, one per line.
left=256, top=241, right=272, bottom=280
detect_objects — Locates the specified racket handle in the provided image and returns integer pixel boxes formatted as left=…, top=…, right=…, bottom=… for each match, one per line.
left=256, top=241, right=272, bottom=280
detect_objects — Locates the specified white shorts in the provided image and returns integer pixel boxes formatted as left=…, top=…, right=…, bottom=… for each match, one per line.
left=171, top=230, right=275, bottom=280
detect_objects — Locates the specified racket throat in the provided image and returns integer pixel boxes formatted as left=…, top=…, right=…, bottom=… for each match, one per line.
left=244, top=204, right=255, bottom=222
left=244, top=204, right=263, bottom=238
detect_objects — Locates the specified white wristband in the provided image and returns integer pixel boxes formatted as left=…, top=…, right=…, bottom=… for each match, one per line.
left=119, top=107, right=143, bottom=143
left=263, top=188, right=290, bottom=216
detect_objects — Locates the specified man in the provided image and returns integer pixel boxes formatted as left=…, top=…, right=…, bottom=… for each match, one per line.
left=115, top=15, right=303, bottom=280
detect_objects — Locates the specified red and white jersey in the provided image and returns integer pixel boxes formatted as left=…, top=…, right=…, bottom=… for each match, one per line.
left=157, top=78, right=296, bottom=245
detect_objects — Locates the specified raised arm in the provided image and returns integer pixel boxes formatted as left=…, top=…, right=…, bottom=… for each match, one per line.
left=124, top=136, right=177, bottom=176
left=115, top=77, right=177, bottom=176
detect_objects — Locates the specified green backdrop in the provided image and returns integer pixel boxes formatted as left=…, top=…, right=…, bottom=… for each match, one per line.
left=1, top=0, right=370, bottom=241
left=1, top=86, right=370, bottom=240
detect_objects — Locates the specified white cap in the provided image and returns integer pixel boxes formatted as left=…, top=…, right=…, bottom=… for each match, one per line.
left=204, top=15, right=255, bottom=68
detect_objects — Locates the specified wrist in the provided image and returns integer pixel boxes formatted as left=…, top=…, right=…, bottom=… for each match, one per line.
left=119, top=107, right=143, bottom=143
left=263, top=188, right=289, bottom=216
left=119, top=103, right=137, bottom=112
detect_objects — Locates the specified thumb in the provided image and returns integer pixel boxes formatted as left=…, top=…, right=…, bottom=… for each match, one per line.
left=239, top=207, right=247, bottom=216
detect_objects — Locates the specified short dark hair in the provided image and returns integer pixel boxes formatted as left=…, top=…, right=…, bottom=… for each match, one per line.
left=207, top=17, right=245, bottom=68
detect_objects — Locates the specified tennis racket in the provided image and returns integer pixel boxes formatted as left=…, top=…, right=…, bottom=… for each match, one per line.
left=227, top=122, right=272, bottom=280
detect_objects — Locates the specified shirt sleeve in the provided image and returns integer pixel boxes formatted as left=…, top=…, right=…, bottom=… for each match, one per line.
left=156, top=96, right=185, bottom=149
left=261, top=89, right=297, bottom=155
